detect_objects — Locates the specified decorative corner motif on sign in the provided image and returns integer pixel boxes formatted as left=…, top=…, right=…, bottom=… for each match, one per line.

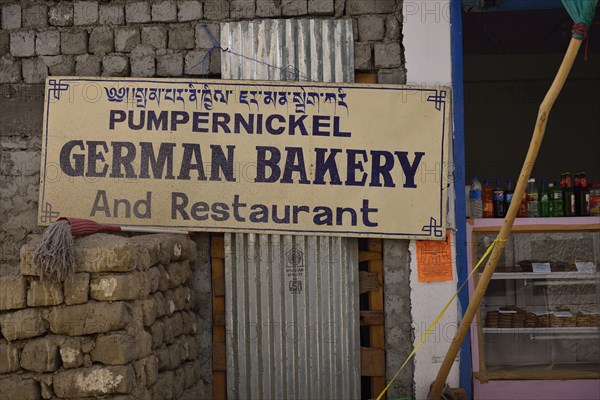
left=48, top=79, right=70, bottom=100
left=426, top=90, right=447, bottom=111
left=422, top=217, right=443, bottom=238
left=39, top=202, right=60, bottom=224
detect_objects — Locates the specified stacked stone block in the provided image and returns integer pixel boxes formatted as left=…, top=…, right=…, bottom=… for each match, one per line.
left=0, top=233, right=204, bottom=399
left=0, top=0, right=404, bottom=84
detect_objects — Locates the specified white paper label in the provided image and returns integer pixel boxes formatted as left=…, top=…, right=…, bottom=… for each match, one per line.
left=532, top=262, right=551, bottom=273
left=575, top=262, right=596, bottom=273
left=553, top=311, right=573, bottom=318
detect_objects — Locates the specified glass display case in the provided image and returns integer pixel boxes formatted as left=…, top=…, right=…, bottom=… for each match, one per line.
left=467, top=217, right=600, bottom=399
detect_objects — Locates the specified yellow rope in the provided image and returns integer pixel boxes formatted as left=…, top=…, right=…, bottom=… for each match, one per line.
left=375, top=237, right=507, bottom=400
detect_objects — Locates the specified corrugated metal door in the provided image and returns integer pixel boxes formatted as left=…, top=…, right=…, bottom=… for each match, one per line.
left=220, top=19, right=360, bottom=400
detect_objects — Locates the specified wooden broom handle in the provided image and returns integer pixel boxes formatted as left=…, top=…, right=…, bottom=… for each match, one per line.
left=429, top=37, right=583, bottom=400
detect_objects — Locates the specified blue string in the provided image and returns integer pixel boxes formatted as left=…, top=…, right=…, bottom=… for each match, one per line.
left=185, top=24, right=314, bottom=81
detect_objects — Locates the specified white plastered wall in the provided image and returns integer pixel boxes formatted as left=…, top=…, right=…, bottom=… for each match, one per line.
left=402, top=1, right=460, bottom=398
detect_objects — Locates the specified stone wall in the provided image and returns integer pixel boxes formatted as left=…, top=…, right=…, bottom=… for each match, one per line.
left=0, top=1, right=406, bottom=271
left=0, top=233, right=206, bottom=399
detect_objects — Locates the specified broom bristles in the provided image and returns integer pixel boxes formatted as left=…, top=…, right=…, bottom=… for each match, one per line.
left=32, top=220, right=75, bottom=282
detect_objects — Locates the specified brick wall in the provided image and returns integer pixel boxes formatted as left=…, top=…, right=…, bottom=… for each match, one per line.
left=0, top=233, right=203, bottom=399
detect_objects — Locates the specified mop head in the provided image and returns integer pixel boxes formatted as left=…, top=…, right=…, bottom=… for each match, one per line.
left=32, top=220, right=75, bottom=282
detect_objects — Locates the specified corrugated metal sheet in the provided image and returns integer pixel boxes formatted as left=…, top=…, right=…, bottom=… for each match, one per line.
left=220, top=19, right=360, bottom=400
left=221, top=19, right=354, bottom=82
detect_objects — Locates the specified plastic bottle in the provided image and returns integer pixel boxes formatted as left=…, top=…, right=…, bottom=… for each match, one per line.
left=493, top=179, right=506, bottom=218
left=574, top=173, right=582, bottom=215
left=504, top=179, right=514, bottom=214
left=516, top=179, right=527, bottom=217
left=539, top=179, right=551, bottom=217
left=470, top=177, right=483, bottom=219
left=482, top=179, right=493, bottom=218
left=526, top=178, right=539, bottom=217
left=552, top=181, right=564, bottom=217
left=547, top=182, right=555, bottom=216
left=563, top=172, right=575, bottom=216
left=579, top=172, right=590, bottom=216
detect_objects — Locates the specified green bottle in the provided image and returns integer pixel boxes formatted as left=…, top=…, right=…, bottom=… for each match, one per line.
left=539, top=179, right=551, bottom=217
left=552, top=182, right=564, bottom=217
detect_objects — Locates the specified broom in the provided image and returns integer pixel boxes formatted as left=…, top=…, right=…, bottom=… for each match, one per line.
left=33, top=217, right=189, bottom=281
left=428, top=1, right=598, bottom=398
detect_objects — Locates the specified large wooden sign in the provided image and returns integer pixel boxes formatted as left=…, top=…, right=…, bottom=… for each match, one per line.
left=39, top=77, right=450, bottom=239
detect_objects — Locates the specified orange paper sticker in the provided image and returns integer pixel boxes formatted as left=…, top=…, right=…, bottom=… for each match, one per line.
left=416, top=230, right=453, bottom=282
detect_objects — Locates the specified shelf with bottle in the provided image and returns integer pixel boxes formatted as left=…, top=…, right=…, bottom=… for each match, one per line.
left=467, top=172, right=597, bottom=220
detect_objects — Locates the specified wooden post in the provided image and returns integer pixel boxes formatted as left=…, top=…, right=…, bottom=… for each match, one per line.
left=429, top=37, right=583, bottom=399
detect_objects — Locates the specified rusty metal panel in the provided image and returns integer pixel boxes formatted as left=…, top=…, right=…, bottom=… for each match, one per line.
left=220, top=19, right=360, bottom=400
left=221, top=19, right=354, bottom=82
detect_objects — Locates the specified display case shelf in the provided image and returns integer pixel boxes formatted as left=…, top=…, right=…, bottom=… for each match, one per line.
left=483, top=271, right=600, bottom=280
left=467, top=217, right=600, bottom=399
left=483, top=327, right=600, bottom=334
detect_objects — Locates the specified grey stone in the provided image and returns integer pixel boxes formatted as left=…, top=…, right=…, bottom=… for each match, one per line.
left=20, top=337, right=61, bottom=373
left=308, top=0, right=334, bottom=15
left=358, top=14, right=385, bottom=41
left=150, top=320, right=164, bottom=349
left=53, top=365, right=135, bottom=398
left=383, top=239, right=413, bottom=397
left=64, top=272, right=90, bottom=305
left=75, top=54, right=101, bottom=76
left=185, top=50, right=210, bottom=75
left=173, top=367, right=185, bottom=398
left=10, top=31, right=35, bottom=58
left=49, top=2, right=74, bottom=27
left=0, top=342, right=20, bottom=374
left=59, top=341, right=84, bottom=369
left=27, top=279, right=63, bottom=306
left=0, top=31, right=8, bottom=56
left=374, top=42, right=401, bottom=68
left=257, top=0, right=282, bottom=17
left=0, top=308, right=46, bottom=341
left=74, top=1, right=99, bottom=25
left=20, top=233, right=152, bottom=275
left=47, top=301, right=130, bottom=336
left=115, top=27, right=140, bottom=52
left=61, top=30, right=88, bottom=55
left=157, top=53, right=183, bottom=76
left=1, top=4, right=21, bottom=30
left=36, top=31, right=61, bottom=56
left=126, top=1, right=152, bottom=23
left=347, top=0, right=396, bottom=15
left=0, top=377, right=40, bottom=400
left=89, top=271, right=151, bottom=301
left=141, top=26, right=166, bottom=50
left=354, top=42, right=372, bottom=70
left=204, top=0, right=230, bottom=20
left=91, top=330, right=152, bottom=365
left=386, top=14, right=401, bottom=40
left=230, top=0, right=256, bottom=18
left=377, top=67, right=407, bottom=84
left=169, top=25, right=195, bottom=50
left=102, top=55, right=129, bottom=76
left=42, top=55, right=75, bottom=75
left=178, top=1, right=203, bottom=21
left=195, top=23, right=219, bottom=49
left=0, top=276, right=26, bottom=310
left=0, top=56, right=22, bottom=83
left=130, top=44, right=155, bottom=77
left=22, top=5, right=48, bottom=29
left=99, top=3, right=125, bottom=25
left=282, top=0, right=307, bottom=16
left=89, top=26, right=114, bottom=55
left=152, top=1, right=177, bottom=22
